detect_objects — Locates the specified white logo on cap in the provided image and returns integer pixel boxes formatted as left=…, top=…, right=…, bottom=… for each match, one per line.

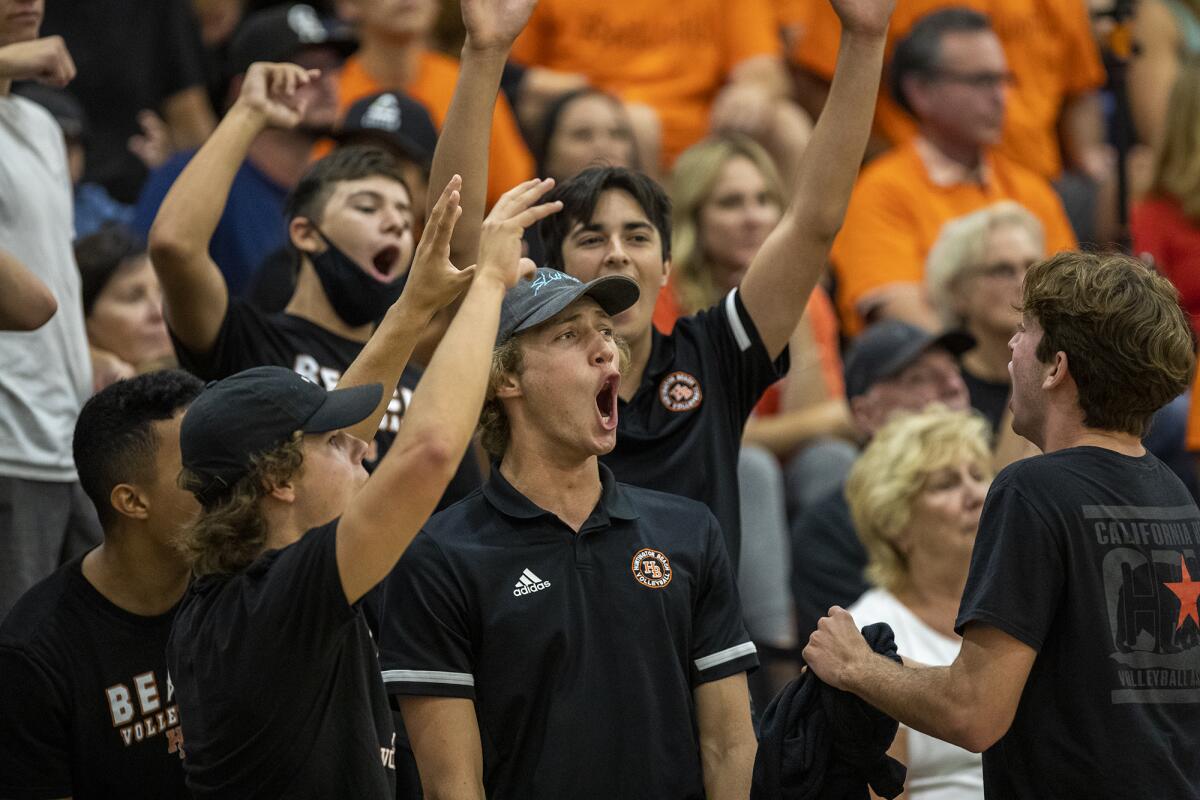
left=530, top=271, right=579, bottom=295
left=362, top=94, right=402, bottom=132
left=287, top=4, right=328, bottom=43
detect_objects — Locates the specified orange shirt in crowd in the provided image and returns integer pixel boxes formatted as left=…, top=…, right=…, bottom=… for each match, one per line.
left=512, top=0, right=781, bottom=167
left=830, top=138, right=1077, bottom=336
left=784, top=0, right=1106, bottom=180
left=335, top=51, right=534, bottom=208
left=653, top=279, right=844, bottom=408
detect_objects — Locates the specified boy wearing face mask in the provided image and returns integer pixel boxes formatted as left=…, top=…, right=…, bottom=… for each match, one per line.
left=149, top=62, right=478, bottom=506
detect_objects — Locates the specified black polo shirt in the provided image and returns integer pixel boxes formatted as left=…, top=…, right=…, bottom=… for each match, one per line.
left=379, top=464, right=757, bottom=800
left=603, top=288, right=788, bottom=571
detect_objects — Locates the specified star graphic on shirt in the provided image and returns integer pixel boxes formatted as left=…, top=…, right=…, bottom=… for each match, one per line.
left=1164, top=555, right=1200, bottom=631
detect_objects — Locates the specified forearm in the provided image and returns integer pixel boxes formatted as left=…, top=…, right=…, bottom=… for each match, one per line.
left=700, top=738, right=756, bottom=800
left=150, top=106, right=261, bottom=258
left=842, top=653, right=977, bottom=751
left=430, top=45, right=509, bottom=266
left=1060, top=93, right=1105, bottom=172
left=0, top=249, right=56, bottom=331
left=335, top=299, right=432, bottom=442
left=742, top=401, right=855, bottom=457
left=162, top=86, right=218, bottom=150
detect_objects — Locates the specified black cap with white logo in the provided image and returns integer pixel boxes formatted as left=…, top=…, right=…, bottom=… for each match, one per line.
left=226, top=3, right=357, bottom=78
left=338, top=91, right=439, bottom=167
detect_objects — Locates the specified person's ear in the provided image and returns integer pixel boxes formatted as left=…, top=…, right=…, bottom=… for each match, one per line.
left=289, top=216, right=324, bottom=255
left=902, top=75, right=932, bottom=119
left=494, top=370, right=523, bottom=400
left=660, top=257, right=672, bottom=287
left=1043, top=350, right=1069, bottom=390
left=110, top=483, right=150, bottom=521
left=264, top=475, right=297, bottom=504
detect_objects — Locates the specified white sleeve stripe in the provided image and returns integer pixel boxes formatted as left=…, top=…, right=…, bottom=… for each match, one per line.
left=381, top=669, right=475, bottom=687
left=694, top=641, right=758, bottom=671
left=724, top=289, right=753, bottom=352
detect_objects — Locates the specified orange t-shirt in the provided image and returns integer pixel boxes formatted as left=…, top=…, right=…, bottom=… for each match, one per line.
left=788, top=0, right=1106, bottom=180
left=830, top=139, right=1077, bottom=336
left=653, top=278, right=844, bottom=404
left=512, top=0, right=781, bottom=167
left=335, top=51, right=534, bottom=208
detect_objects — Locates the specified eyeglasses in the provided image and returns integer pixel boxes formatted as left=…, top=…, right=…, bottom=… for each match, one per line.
left=930, top=70, right=1016, bottom=90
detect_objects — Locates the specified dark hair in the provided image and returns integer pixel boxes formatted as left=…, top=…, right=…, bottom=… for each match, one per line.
left=74, top=224, right=147, bottom=316
left=285, top=144, right=411, bottom=224
left=538, top=166, right=671, bottom=270
left=889, top=7, right=993, bottom=116
left=1021, top=251, right=1196, bottom=436
left=73, top=370, right=205, bottom=529
left=533, top=88, right=639, bottom=177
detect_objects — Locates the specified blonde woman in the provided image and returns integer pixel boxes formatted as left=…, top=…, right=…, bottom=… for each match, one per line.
left=846, top=406, right=992, bottom=800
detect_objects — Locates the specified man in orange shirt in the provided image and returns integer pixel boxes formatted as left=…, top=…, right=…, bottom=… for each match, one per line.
left=830, top=7, right=1077, bottom=336
left=335, top=0, right=533, bottom=208
left=785, top=0, right=1108, bottom=185
left=511, top=0, right=808, bottom=175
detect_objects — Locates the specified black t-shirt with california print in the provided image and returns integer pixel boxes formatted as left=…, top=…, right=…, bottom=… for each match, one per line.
left=166, top=521, right=395, bottom=799
left=603, top=289, right=788, bottom=571
left=956, top=447, right=1200, bottom=798
left=0, top=555, right=187, bottom=800
left=170, top=298, right=481, bottom=502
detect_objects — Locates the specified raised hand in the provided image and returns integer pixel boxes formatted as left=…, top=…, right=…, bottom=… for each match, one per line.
left=127, top=109, right=172, bottom=170
left=0, top=36, right=75, bottom=87
left=401, top=175, right=475, bottom=314
left=829, top=0, right=895, bottom=38
left=461, top=0, right=540, bottom=53
left=233, top=62, right=319, bottom=129
left=477, top=177, right=561, bottom=288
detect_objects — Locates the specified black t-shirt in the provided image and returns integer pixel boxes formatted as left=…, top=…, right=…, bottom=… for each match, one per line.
left=0, top=555, right=187, bottom=799
left=962, top=367, right=1009, bottom=434
left=602, top=289, right=788, bottom=572
left=166, top=521, right=395, bottom=798
left=171, top=297, right=481, bottom=504
left=957, top=447, right=1200, bottom=798
left=41, top=0, right=208, bottom=203
left=380, top=465, right=758, bottom=799
left=790, top=485, right=869, bottom=651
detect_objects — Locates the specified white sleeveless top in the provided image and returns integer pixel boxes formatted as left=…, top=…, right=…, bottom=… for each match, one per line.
left=849, top=588, right=984, bottom=800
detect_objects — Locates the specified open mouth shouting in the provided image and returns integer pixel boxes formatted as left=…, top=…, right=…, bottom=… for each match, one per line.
left=368, top=245, right=403, bottom=282
left=596, top=373, right=620, bottom=432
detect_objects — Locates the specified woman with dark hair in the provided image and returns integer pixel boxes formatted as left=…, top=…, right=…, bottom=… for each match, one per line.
left=74, top=224, right=174, bottom=389
left=534, top=88, right=638, bottom=182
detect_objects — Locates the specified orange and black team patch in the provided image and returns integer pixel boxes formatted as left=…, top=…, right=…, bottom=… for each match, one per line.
left=658, top=371, right=702, bottom=412
left=631, top=548, right=673, bottom=589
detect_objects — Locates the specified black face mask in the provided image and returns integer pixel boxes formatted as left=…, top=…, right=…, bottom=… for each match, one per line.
left=308, top=230, right=408, bottom=328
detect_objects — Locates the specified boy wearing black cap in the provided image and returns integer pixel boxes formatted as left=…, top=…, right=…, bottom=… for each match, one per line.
left=380, top=268, right=759, bottom=799
left=164, top=179, right=551, bottom=797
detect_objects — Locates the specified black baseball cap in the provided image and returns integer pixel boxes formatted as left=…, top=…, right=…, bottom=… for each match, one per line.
left=844, top=320, right=975, bottom=398
left=498, top=268, right=640, bottom=345
left=338, top=91, right=439, bottom=167
left=226, top=3, right=357, bottom=78
left=181, top=366, right=382, bottom=504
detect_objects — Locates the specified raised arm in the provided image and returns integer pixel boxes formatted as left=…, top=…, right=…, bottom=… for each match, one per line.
left=803, top=608, right=1036, bottom=753
left=738, top=0, right=894, bottom=359
left=428, top=0, right=539, bottom=268
left=0, top=249, right=56, bottom=331
left=148, top=62, right=316, bottom=356
left=335, top=178, right=560, bottom=604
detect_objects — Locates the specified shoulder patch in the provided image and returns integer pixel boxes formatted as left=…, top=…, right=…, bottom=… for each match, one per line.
left=658, top=371, right=702, bottom=412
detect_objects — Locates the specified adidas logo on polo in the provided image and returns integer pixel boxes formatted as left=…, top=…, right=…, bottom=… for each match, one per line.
left=513, top=568, right=551, bottom=596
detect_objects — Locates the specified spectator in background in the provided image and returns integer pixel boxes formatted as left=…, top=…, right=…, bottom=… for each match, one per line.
left=135, top=3, right=352, bottom=297
left=75, top=225, right=175, bottom=383
left=829, top=8, right=1076, bottom=336
left=845, top=405, right=990, bottom=800
left=0, top=371, right=202, bottom=800
left=334, top=0, right=534, bottom=208
left=0, top=3, right=101, bottom=621
left=511, top=0, right=812, bottom=178
left=534, top=88, right=639, bottom=182
left=191, top=0, right=249, bottom=111
left=41, top=0, right=216, bottom=203
left=14, top=84, right=140, bottom=238
left=791, top=321, right=973, bottom=656
left=1129, top=0, right=1200, bottom=147
left=785, top=0, right=1111, bottom=240
left=0, top=249, right=57, bottom=331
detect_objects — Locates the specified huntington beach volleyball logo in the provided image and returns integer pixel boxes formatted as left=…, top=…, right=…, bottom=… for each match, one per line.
left=632, top=548, right=673, bottom=589
left=658, top=372, right=702, bottom=412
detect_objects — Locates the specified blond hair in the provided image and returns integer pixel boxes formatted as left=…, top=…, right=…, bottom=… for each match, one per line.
left=926, top=201, right=1044, bottom=328
left=845, top=406, right=992, bottom=593
left=670, top=135, right=785, bottom=314
left=1152, top=57, right=1200, bottom=219
left=177, top=432, right=305, bottom=578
